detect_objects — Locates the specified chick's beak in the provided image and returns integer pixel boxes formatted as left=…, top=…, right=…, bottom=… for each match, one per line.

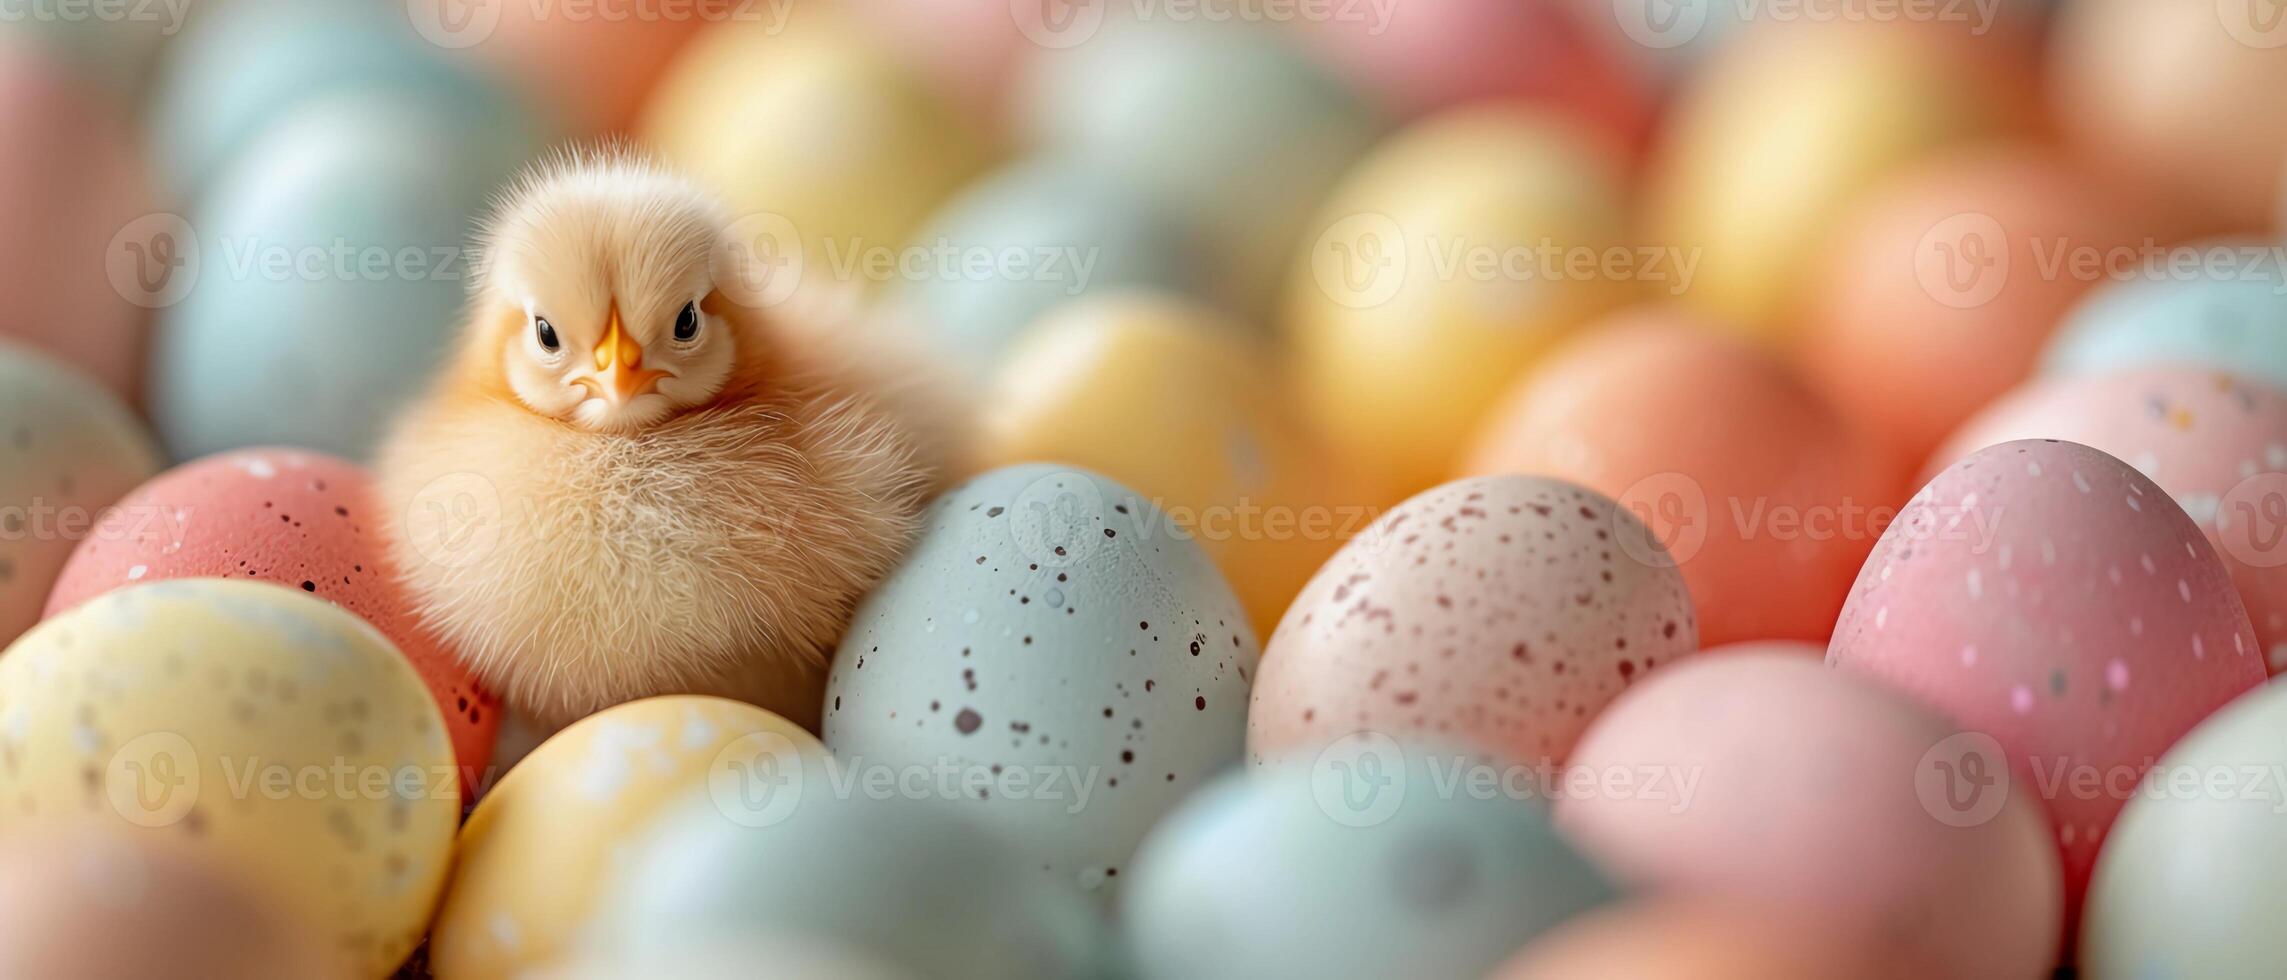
left=577, top=303, right=670, bottom=404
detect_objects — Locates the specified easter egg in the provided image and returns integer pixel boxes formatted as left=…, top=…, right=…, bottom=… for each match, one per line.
left=844, top=0, right=1027, bottom=121
left=891, top=158, right=1196, bottom=380
left=1292, top=0, right=1652, bottom=146
left=1829, top=439, right=2266, bottom=925
left=0, top=579, right=459, bottom=977
left=452, top=0, right=713, bottom=135
left=149, top=90, right=535, bottom=461
left=149, top=0, right=540, bottom=195
left=1124, top=740, right=1616, bottom=980
left=1462, top=311, right=1905, bottom=647
left=1800, top=148, right=2144, bottom=463
left=0, top=36, right=152, bottom=401
left=0, top=342, right=158, bottom=647
left=977, top=292, right=1350, bottom=634
left=430, top=696, right=825, bottom=980
left=44, top=449, right=498, bottom=787
left=1558, top=653, right=2061, bottom=979
left=1288, top=107, right=1635, bottom=500
left=1491, top=898, right=1881, bottom=980
left=580, top=795, right=1107, bottom=980
left=641, top=15, right=989, bottom=279
left=2053, top=0, right=2287, bottom=232
left=2040, top=240, right=2287, bottom=391
left=1017, top=17, right=1382, bottom=317
left=543, top=937, right=917, bottom=980
left=1249, top=475, right=1697, bottom=769
left=1647, top=19, right=2036, bottom=338
left=1937, top=370, right=2287, bottom=676
left=0, top=826, right=346, bottom=980
left=824, top=464, right=1258, bottom=894
left=2081, top=681, right=2287, bottom=977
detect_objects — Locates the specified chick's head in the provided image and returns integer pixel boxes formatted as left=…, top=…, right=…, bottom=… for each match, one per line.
left=476, top=153, right=744, bottom=433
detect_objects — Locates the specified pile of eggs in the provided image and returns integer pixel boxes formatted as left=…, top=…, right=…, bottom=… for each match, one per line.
left=2, top=0, right=2286, bottom=977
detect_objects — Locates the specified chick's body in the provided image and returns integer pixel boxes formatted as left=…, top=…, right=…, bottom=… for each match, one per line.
left=378, top=154, right=946, bottom=730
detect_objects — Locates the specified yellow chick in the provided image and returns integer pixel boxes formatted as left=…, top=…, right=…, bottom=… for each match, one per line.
left=376, top=151, right=953, bottom=731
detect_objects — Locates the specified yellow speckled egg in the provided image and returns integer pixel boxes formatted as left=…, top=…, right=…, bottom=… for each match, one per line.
left=1287, top=106, right=1635, bottom=501
left=0, top=578, right=457, bottom=978
left=1646, top=19, right=2037, bottom=339
left=978, top=292, right=1356, bottom=635
left=640, top=15, right=989, bottom=283
left=431, top=696, right=827, bottom=980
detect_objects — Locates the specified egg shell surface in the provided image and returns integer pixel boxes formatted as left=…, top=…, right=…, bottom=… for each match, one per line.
left=1249, top=474, right=1697, bottom=769
left=2039, top=241, right=2287, bottom=392
left=1558, top=652, right=2062, bottom=979
left=455, top=0, right=707, bottom=135
left=43, top=448, right=498, bottom=786
left=1491, top=898, right=1885, bottom=980
left=1462, top=311, right=1906, bottom=647
left=0, top=342, right=160, bottom=647
left=1123, top=739, right=1616, bottom=980
left=0, top=578, right=458, bottom=977
left=1828, top=439, right=2266, bottom=926
left=824, top=464, right=1258, bottom=895
left=429, top=696, right=824, bottom=980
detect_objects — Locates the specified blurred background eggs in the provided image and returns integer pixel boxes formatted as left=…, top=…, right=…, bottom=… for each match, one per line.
left=1491, top=898, right=1879, bottom=980
left=2039, top=240, right=2287, bottom=391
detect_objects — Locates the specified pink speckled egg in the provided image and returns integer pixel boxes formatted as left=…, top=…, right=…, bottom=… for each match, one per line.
left=42, top=449, right=498, bottom=790
left=1936, top=370, right=2287, bottom=677
left=1558, top=652, right=2063, bottom=980
left=1829, top=438, right=2265, bottom=931
left=0, top=36, right=152, bottom=403
left=1250, top=475, right=1697, bottom=768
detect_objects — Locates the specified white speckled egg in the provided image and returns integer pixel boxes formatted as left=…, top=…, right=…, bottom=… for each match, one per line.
left=1251, top=475, right=1697, bottom=769
left=1125, top=739, right=1617, bottom=980
left=430, top=696, right=825, bottom=980
left=0, top=578, right=458, bottom=977
left=0, top=341, right=158, bottom=647
left=824, top=464, right=1258, bottom=894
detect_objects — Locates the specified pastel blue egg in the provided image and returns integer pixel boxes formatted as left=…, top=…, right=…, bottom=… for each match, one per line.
left=586, top=794, right=1108, bottom=980
left=892, top=157, right=1198, bottom=381
left=149, top=91, right=538, bottom=461
left=1015, top=20, right=1382, bottom=318
left=2041, top=240, right=2287, bottom=390
left=825, top=464, right=1257, bottom=897
left=1124, top=739, right=1618, bottom=980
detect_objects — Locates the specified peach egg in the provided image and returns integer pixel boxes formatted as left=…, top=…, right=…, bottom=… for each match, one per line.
left=1800, top=148, right=2145, bottom=463
left=43, top=449, right=498, bottom=793
left=1462, top=310, right=1906, bottom=647
left=1830, top=439, right=2266, bottom=930
left=1557, top=653, right=2063, bottom=980
left=1492, top=898, right=1881, bottom=980
left=458, top=0, right=712, bottom=135
left=1249, top=474, right=1697, bottom=769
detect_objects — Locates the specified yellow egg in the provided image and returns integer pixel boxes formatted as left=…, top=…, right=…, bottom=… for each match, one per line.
left=1286, top=106, right=1635, bottom=501
left=639, top=15, right=990, bottom=286
left=431, top=696, right=826, bottom=980
left=977, top=292, right=1354, bottom=634
left=0, top=578, right=457, bottom=978
left=1646, top=20, right=2036, bottom=339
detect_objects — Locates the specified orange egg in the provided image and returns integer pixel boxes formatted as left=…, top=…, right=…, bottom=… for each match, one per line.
left=1493, top=898, right=1879, bottom=980
left=1461, top=310, right=1905, bottom=647
left=1799, top=148, right=2145, bottom=463
left=458, top=0, right=716, bottom=135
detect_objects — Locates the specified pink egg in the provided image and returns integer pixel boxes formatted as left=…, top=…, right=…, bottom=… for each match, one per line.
left=1829, top=438, right=2264, bottom=932
left=1558, top=652, right=2063, bottom=979
left=1250, top=475, right=1698, bottom=769
left=0, top=37, right=152, bottom=404
left=1936, top=370, right=2287, bottom=677
left=43, top=449, right=498, bottom=792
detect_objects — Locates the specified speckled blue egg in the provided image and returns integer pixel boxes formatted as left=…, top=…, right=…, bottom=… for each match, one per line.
left=0, top=341, right=159, bottom=647
left=892, top=157, right=1197, bottom=381
left=147, top=0, right=541, bottom=195
left=149, top=90, right=538, bottom=461
left=1014, top=19, right=1381, bottom=317
left=1124, top=739, right=1618, bottom=980
left=824, top=464, right=1258, bottom=895
left=583, top=794, right=1107, bottom=980
left=2042, top=239, right=2287, bottom=390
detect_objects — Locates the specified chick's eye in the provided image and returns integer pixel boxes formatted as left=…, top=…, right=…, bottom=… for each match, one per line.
left=674, top=302, right=700, bottom=343
left=534, top=316, right=561, bottom=353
